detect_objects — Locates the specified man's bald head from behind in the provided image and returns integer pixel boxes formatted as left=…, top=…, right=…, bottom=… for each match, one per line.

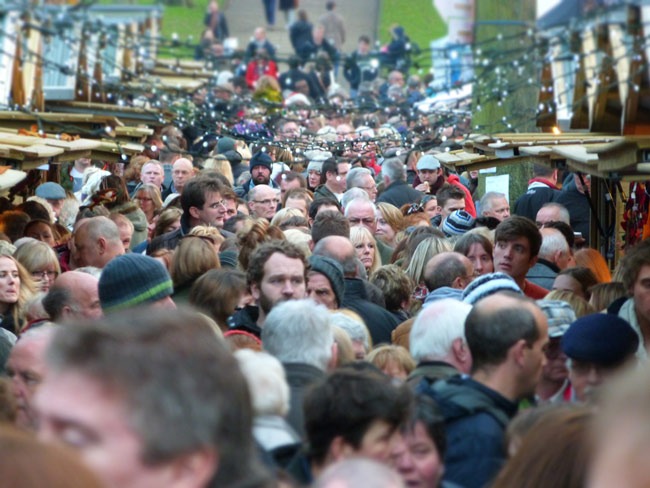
left=42, top=271, right=103, bottom=323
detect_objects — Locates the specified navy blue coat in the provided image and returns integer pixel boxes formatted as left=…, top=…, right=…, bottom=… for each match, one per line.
left=423, top=376, right=518, bottom=488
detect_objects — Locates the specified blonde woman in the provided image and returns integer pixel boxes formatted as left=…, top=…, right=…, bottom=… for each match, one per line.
left=14, top=240, right=61, bottom=292
left=133, top=184, right=163, bottom=225
left=0, top=255, right=36, bottom=334
left=405, top=235, right=452, bottom=301
left=202, top=155, right=234, bottom=186
left=350, top=226, right=381, bottom=275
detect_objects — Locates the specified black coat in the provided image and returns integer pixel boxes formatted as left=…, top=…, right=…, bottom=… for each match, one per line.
left=290, top=21, right=313, bottom=60
left=203, top=12, right=229, bottom=42
left=341, top=278, right=400, bottom=345
left=513, top=183, right=560, bottom=222
left=284, top=363, right=325, bottom=438
left=376, top=180, right=424, bottom=209
left=423, top=376, right=518, bottom=488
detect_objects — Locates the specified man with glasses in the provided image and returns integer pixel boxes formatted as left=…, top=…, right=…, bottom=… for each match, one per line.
left=147, top=176, right=228, bottom=253
left=247, top=184, right=279, bottom=220
left=535, top=300, right=576, bottom=404
left=344, top=197, right=393, bottom=265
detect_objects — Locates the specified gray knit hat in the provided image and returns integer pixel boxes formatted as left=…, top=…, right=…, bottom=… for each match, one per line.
left=309, top=255, right=345, bottom=306
left=536, top=300, right=576, bottom=338
left=99, top=254, right=174, bottom=313
left=217, top=136, right=235, bottom=154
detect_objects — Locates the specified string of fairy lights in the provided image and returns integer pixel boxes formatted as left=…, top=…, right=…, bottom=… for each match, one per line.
left=0, top=0, right=648, bottom=160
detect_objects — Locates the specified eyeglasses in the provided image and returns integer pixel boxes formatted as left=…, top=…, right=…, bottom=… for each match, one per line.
left=32, top=270, right=57, bottom=280
left=252, top=198, right=279, bottom=206
left=208, top=200, right=228, bottom=209
left=348, top=217, right=376, bottom=225
left=135, top=196, right=153, bottom=202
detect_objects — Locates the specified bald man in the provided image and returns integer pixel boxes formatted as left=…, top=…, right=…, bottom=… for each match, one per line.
left=313, top=235, right=400, bottom=344
left=430, top=293, right=548, bottom=488
left=42, top=270, right=103, bottom=323
left=247, top=184, right=279, bottom=220
left=422, top=252, right=474, bottom=304
left=169, top=158, right=195, bottom=196
left=72, top=217, right=125, bottom=269
left=7, top=327, right=56, bottom=429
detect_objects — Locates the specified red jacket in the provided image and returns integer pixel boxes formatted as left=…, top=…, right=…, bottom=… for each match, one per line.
left=447, top=174, right=477, bottom=217
left=245, top=60, right=278, bottom=88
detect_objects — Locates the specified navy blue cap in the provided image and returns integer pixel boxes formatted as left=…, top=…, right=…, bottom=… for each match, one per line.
left=561, top=313, right=639, bottom=366
left=249, top=151, right=273, bottom=172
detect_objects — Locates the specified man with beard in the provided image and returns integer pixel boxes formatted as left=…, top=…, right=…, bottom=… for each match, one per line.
left=235, top=151, right=280, bottom=198
left=228, top=240, right=307, bottom=336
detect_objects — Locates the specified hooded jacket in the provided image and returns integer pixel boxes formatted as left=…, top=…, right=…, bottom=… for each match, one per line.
left=422, top=375, right=518, bottom=488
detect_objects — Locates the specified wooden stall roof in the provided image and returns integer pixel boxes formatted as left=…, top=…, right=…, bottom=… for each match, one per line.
left=437, top=132, right=650, bottom=181
left=0, top=129, right=99, bottom=169
left=123, top=75, right=207, bottom=94
left=92, top=139, right=145, bottom=163
left=0, top=127, right=144, bottom=168
left=0, top=111, right=123, bottom=134
left=46, top=101, right=169, bottom=128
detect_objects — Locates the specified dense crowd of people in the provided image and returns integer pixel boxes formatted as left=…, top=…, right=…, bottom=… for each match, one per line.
left=0, top=2, right=648, bottom=488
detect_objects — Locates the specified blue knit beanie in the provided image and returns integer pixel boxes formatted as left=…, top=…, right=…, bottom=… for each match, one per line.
left=99, top=254, right=174, bottom=313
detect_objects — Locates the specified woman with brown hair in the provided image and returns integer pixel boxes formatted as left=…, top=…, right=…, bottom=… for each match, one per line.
left=493, top=406, right=593, bottom=488
left=170, top=235, right=221, bottom=304
left=190, top=268, right=250, bottom=331
left=237, top=219, right=285, bottom=270
left=151, top=207, right=183, bottom=240
left=552, top=266, right=599, bottom=300
left=23, top=219, right=59, bottom=248
left=454, top=232, right=494, bottom=277
left=0, top=425, right=103, bottom=488
left=376, top=202, right=406, bottom=248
